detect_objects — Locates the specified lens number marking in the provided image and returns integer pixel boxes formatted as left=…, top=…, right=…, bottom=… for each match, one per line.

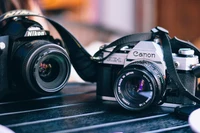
left=117, top=70, right=154, bottom=108
left=122, top=98, right=130, bottom=105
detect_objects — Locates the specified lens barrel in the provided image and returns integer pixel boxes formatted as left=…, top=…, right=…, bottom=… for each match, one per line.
left=32, top=48, right=70, bottom=93
left=114, top=61, right=165, bottom=111
left=12, top=40, right=71, bottom=95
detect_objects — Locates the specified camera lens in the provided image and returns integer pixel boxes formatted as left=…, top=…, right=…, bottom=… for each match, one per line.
left=12, top=40, right=71, bottom=95
left=33, top=50, right=70, bottom=92
left=114, top=61, right=165, bottom=111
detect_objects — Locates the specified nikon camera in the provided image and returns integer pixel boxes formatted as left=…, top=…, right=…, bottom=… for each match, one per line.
left=0, top=16, right=71, bottom=99
left=96, top=39, right=199, bottom=111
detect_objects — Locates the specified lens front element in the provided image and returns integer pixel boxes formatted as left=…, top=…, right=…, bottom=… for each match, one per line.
left=12, top=40, right=71, bottom=96
left=114, top=61, right=165, bottom=111
left=125, top=77, right=153, bottom=106
left=33, top=48, right=70, bottom=93
left=39, top=57, right=60, bottom=82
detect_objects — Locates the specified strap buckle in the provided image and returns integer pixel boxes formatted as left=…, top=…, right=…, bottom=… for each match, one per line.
left=151, top=26, right=169, bottom=36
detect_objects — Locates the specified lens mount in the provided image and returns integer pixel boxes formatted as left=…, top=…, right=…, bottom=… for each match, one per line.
left=114, top=61, right=165, bottom=111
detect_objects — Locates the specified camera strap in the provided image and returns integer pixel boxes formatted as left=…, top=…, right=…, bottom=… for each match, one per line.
left=153, top=27, right=200, bottom=104
left=0, top=10, right=97, bottom=82
left=93, top=32, right=153, bottom=61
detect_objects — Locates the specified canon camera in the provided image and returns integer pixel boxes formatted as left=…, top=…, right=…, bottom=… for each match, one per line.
left=95, top=37, right=200, bottom=111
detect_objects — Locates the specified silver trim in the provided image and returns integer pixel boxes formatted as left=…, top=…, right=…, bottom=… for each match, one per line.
left=178, top=48, right=194, bottom=56
left=161, top=103, right=182, bottom=108
left=97, top=95, right=116, bottom=101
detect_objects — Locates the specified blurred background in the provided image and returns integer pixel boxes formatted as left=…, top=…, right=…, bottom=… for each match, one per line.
left=1, top=0, right=200, bottom=81
left=38, top=0, right=200, bottom=45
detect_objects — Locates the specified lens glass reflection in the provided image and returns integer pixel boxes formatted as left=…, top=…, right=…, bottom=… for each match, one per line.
left=123, top=76, right=153, bottom=105
left=39, top=58, right=60, bottom=82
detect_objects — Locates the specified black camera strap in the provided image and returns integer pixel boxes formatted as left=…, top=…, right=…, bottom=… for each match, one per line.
left=93, top=32, right=153, bottom=61
left=156, top=28, right=200, bottom=104
left=0, top=10, right=97, bottom=82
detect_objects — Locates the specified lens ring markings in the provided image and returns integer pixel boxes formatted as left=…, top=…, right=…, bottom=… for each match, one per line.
left=114, top=61, right=165, bottom=111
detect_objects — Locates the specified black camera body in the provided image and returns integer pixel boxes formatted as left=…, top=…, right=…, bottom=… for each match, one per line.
left=96, top=39, right=198, bottom=111
left=0, top=16, right=71, bottom=99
